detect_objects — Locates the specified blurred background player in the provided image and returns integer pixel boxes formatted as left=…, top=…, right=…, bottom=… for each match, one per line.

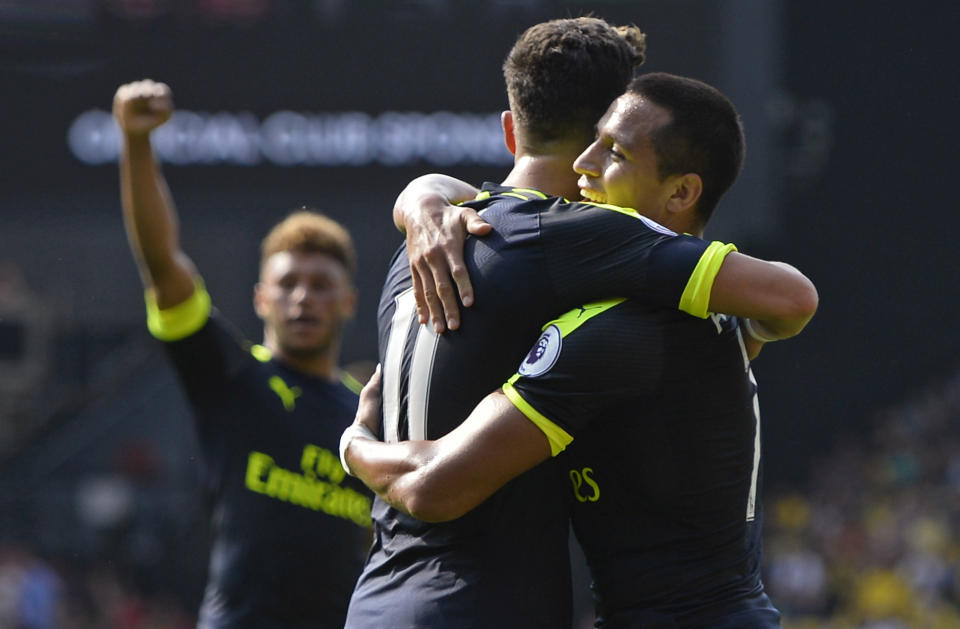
left=346, top=73, right=817, bottom=627
left=114, top=79, right=372, bottom=629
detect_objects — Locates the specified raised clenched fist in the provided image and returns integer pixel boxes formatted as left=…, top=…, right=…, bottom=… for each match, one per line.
left=113, top=79, right=174, bottom=136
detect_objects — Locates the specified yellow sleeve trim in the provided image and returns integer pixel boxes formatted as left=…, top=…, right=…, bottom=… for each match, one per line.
left=145, top=278, right=211, bottom=341
left=678, top=241, right=738, bottom=319
left=508, top=187, right=548, bottom=199
left=502, top=382, right=573, bottom=457
left=340, top=371, right=364, bottom=395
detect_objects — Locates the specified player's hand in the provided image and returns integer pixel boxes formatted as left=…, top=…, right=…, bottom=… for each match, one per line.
left=743, top=336, right=764, bottom=360
left=354, top=364, right=383, bottom=437
left=740, top=317, right=775, bottom=360
left=400, top=195, right=490, bottom=333
left=113, top=79, right=174, bottom=136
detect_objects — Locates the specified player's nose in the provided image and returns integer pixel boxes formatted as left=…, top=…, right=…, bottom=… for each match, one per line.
left=290, top=283, right=311, bottom=304
left=573, top=143, right=600, bottom=177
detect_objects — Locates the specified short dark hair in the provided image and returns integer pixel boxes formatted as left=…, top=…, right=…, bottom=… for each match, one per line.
left=503, top=17, right=646, bottom=151
left=628, top=72, right=745, bottom=223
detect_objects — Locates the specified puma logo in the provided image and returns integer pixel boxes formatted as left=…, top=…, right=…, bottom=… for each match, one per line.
left=268, top=376, right=302, bottom=411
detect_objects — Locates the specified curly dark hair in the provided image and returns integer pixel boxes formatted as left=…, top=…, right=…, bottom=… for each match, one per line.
left=503, top=17, right=646, bottom=151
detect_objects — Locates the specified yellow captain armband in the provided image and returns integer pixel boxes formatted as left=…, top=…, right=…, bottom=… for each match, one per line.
left=678, top=241, right=738, bottom=319
left=145, top=278, right=212, bottom=341
left=502, top=379, right=573, bottom=456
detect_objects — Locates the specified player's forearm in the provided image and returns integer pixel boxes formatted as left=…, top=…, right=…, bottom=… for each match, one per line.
left=709, top=254, right=818, bottom=340
left=345, top=426, right=520, bottom=523
left=121, top=134, right=178, bottom=273
left=393, top=174, right=480, bottom=232
left=346, top=438, right=465, bottom=522
left=344, top=388, right=551, bottom=523
left=120, top=133, right=195, bottom=305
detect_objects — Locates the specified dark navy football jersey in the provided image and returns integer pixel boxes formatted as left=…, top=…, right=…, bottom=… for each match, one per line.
left=505, top=300, right=781, bottom=628
left=346, top=184, right=737, bottom=629
left=148, top=284, right=372, bottom=629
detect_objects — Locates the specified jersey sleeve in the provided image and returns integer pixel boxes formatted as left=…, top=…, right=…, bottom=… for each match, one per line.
left=540, top=202, right=736, bottom=318
left=502, top=299, right=665, bottom=456
left=145, top=277, right=249, bottom=399
left=145, top=277, right=212, bottom=341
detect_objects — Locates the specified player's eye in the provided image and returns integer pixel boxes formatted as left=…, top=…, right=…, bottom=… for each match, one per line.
left=277, top=277, right=297, bottom=290
left=610, top=147, right=626, bottom=161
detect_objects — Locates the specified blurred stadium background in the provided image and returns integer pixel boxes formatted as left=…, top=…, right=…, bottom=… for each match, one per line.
left=0, top=1, right=957, bottom=627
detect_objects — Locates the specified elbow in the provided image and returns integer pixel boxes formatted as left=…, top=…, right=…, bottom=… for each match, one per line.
left=405, top=500, right=464, bottom=524
left=792, top=276, right=819, bottom=322
left=777, top=275, right=819, bottom=338
left=397, top=476, right=470, bottom=523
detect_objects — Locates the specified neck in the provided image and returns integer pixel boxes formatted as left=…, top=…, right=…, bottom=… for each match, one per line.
left=663, top=215, right=704, bottom=239
left=501, top=153, right=582, bottom=200
left=263, top=335, right=341, bottom=381
left=278, top=352, right=340, bottom=381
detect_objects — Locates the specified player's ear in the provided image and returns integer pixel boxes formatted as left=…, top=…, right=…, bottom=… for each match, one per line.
left=501, top=110, right=517, bottom=156
left=665, top=173, right=702, bottom=215
left=253, top=283, right=268, bottom=320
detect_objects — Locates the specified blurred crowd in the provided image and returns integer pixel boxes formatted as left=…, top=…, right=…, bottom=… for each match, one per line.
left=765, top=369, right=960, bottom=628
left=0, top=545, right=194, bottom=629
left=1, top=367, right=957, bottom=628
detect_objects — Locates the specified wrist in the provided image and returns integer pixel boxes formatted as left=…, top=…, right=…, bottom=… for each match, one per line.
left=741, top=318, right=780, bottom=343
left=123, top=128, right=153, bottom=141
left=339, top=423, right=377, bottom=477
left=123, top=133, right=155, bottom=156
left=394, top=191, right=447, bottom=234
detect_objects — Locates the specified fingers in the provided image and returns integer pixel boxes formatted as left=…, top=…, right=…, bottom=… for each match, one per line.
left=462, top=209, right=492, bottom=236
left=410, top=267, right=429, bottom=325
left=356, top=364, right=383, bottom=435
left=361, top=363, right=382, bottom=397
left=742, top=336, right=765, bottom=361
left=114, top=79, right=172, bottom=111
left=357, top=364, right=382, bottom=418
left=448, top=256, right=473, bottom=310
left=113, top=79, right=174, bottom=134
left=430, top=261, right=460, bottom=331
left=450, top=210, right=486, bottom=308
left=410, top=244, right=449, bottom=333
left=413, top=245, right=460, bottom=333
left=417, top=259, right=447, bottom=334
left=405, top=203, right=483, bottom=333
